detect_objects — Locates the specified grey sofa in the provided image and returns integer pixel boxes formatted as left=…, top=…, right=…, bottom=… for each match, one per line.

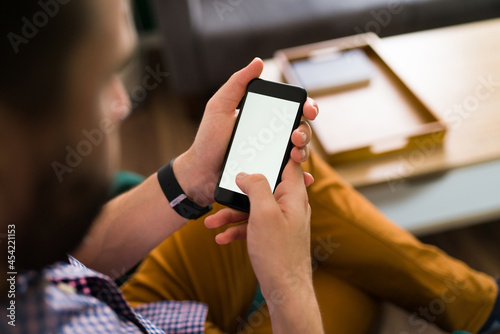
left=152, top=0, right=500, bottom=95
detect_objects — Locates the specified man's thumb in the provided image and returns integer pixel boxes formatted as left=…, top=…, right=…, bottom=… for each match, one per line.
left=236, top=173, right=274, bottom=205
left=210, top=58, right=264, bottom=112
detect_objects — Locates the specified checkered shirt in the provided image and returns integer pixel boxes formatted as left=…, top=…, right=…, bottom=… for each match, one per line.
left=0, top=256, right=208, bottom=333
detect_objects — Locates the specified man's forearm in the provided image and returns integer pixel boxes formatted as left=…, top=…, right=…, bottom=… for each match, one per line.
left=72, top=173, right=189, bottom=277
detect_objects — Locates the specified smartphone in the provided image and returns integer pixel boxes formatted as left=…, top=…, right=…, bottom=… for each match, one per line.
left=214, top=78, right=307, bottom=212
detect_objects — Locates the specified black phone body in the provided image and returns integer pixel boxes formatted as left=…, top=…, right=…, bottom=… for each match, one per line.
left=214, top=78, right=307, bottom=212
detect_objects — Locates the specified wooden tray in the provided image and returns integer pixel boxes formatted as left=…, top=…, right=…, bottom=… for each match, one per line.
left=274, top=33, right=447, bottom=164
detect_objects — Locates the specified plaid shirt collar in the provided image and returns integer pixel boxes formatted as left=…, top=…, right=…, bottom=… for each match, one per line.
left=1, top=256, right=208, bottom=334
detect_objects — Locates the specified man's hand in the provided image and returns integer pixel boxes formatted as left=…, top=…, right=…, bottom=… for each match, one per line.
left=173, top=58, right=319, bottom=207
left=72, top=59, right=318, bottom=278
left=206, top=161, right=312, bottom=294
left=205, top=161, right=323, bottom=333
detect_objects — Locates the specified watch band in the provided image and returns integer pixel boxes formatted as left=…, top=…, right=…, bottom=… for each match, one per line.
left=157, top=158, right=212, bottom=220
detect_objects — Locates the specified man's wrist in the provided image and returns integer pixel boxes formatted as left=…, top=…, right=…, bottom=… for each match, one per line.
left=263, top=279, right=316, bottom=309
left=265, top=282, right=323, bottom=333
left=172, top=151, right=214, bottom=207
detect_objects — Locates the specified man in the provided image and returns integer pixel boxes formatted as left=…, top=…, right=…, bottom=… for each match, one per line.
left=0, top=1, right=498, bottom=333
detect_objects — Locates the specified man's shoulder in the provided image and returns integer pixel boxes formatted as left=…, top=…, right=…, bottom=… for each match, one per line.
left=1, top=260, right=120, bottom=333
left=44, top=256, right=104, bottom=281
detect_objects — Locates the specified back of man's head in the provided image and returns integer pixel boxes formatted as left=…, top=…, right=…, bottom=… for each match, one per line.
left=1, top=1, right=89, bottom=120
left=0, top=1, right=111, bottom=273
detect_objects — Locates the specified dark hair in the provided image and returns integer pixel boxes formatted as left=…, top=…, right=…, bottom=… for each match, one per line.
left=0, top=1, right=88, bottom=121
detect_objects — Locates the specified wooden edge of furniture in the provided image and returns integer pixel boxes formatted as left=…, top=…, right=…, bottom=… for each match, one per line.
left=274, top=33, right=447, bottom=164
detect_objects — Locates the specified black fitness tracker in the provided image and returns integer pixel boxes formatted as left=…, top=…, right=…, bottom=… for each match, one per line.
left=157, top=158, right=212, bottom=220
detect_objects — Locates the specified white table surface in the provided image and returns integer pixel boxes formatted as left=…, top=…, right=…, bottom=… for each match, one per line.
left=357, top=159, right=500, bottom=236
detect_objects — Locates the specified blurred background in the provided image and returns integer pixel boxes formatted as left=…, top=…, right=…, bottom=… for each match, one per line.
left=120, top=2, right=500, bottom=331
left=132, top=0, right=500, bottom=95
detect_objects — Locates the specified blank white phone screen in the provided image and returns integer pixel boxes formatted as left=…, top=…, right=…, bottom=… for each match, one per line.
left=219, top=92, right=300, bottom=195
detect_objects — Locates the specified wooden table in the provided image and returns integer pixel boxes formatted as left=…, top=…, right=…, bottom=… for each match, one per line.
left=262, top=18, right=500, bottom=188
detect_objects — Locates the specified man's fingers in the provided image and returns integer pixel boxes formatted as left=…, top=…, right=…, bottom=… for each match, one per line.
left=207, top=58, right=264, bottom=114
left=291, top=121, right=312, bottom=148
left=280, top=159, right=305, bottom=185
left=304, top=172, right=314, bottom=188
left=215, top=223, right=248, bottom=245
left=303, top=98, right=319, bottom=121
left=290, top=145, right=309, bottom=163
left=282, top=162, right=312, bottom=218
left=205, top=208, right=248, bottom=229
left=274, top=160, right=309, bottom=206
